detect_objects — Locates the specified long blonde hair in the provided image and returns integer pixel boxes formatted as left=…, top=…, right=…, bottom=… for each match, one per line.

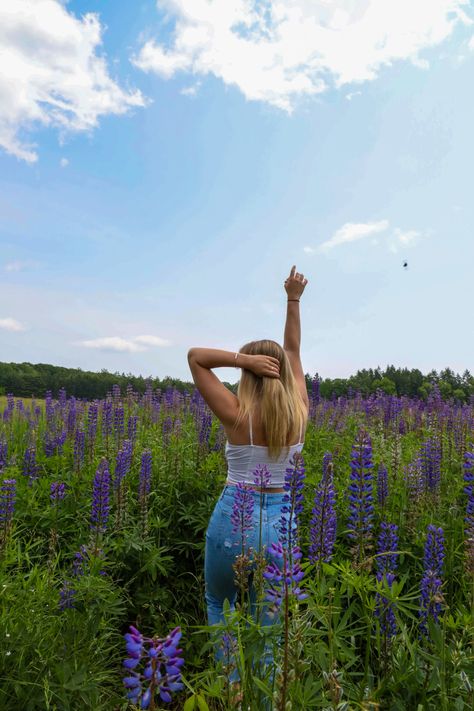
left=232, top=339, right=307, bottom=460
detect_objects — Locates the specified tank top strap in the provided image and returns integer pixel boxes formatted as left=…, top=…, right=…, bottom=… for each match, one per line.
left=249, top=412, right=253, bottom=445
left=300, top=421, right=303, bottom=443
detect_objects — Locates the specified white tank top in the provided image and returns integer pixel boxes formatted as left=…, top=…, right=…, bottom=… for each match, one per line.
left=225, top=412, right=304, bottom=488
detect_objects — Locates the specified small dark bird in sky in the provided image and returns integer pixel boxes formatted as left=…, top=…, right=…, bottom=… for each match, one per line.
left=403, top=261, right=408, bottom=268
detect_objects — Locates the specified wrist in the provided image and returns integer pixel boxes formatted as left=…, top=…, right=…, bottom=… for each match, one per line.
left=235, top=352, right=250, bottom=369
left=287, top=298, right=300, bottom=302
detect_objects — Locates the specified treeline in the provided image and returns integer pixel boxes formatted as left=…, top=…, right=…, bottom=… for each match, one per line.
left=0, top=362, right=190, bottom=400
left=311, top=365, right=473, bottom=403
left=0, top=361, right=472, bottom=403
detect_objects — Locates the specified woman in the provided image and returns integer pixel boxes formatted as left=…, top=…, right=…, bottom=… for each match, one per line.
left=187, top=265, right=309, bottom=706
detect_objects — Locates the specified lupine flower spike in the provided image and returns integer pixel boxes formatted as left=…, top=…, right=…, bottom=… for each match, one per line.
left=123, top=625, right=184, bottom=708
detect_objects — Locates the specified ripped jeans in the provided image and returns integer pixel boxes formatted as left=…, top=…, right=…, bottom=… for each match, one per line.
left=204, top=484, right=287, bottom=684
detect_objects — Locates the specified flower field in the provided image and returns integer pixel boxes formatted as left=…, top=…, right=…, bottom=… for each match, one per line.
left=0, top=383, right=473, bottom=710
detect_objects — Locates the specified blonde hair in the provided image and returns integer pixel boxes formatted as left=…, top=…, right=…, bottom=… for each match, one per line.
left=232, top=339, right=307, bottom=460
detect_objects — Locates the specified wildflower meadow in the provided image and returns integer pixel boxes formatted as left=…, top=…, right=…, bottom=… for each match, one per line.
left=0, top=382, right=473, bottom=710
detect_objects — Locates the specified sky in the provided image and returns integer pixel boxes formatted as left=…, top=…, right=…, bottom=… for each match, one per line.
left=1, top=0, right=473, bottom=386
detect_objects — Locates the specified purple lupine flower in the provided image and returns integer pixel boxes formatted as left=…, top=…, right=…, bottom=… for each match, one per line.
left=139, top=450, right=152, bottom=502
left=263, top=541, right=307, bottom=613
left=230, top=482, right=255, bottom=537
left=87, top=403, right=98, bottom=447
left=74, top=430, right=85, bottom=471
left=72, top=544, right=89, bottom=577
left=162, top=416, right=173, bottom=446
left=419, top=436, right=442, bottom=493
left=66, top=398, right=77, bottom=436
left=0, top=438, right=8, bottom=470
left=58, top=579, right=76, bottom=611
left=123, top=625, right=184, bottom=707
left=45, top=391, right=54, bottom=425
left=198, top=411, right=212, bottom=447
left=253, top=463, right=271, bottom=489
left=50, top=481, right=66, bottom=503
left=114, top=439, right=133, bottom=490
left=56, top=429, right=67, bottom=455
left=112, top=383, right=121, bottom=406
left=376, top=521, right=398, bottom=575
left=0, top=478, right=16, bottom=546
left=419, top=525, right=445, bottom=638
left=102, top=400, right=113, bottom=438
left=311, top=374, right=320, bottom=404
left=279, top=452, right=306, bottom=550
left=58, top=544, right=89, bottom=611
left=309, top=452, right=337, bottom=568
left=464, top=450, right=474, bottom=573
left=347, top=431, right=374, bottom=561
left=404, top=456, right=423, bottom=503
left=23, top=446, right=39, bottom=483
left=90, top=458, right=111, bottom=534
left=264, top=452, right=308, bottom=613
left=127, top=415, right=139, bottom=443
left=114, top=405, right=125, bottom=440
left=377, top=463, right=389, bottom=508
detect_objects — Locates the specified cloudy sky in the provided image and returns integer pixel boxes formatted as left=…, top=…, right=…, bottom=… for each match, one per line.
left=1, top=0, right=473, bottom=384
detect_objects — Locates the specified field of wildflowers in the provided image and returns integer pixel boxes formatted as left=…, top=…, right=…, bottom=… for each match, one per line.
left=0, top=382, right=473, bottom=710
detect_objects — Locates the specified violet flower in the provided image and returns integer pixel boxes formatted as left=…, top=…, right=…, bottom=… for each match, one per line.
left=377, top=463, right=388, bottom=508
left=419, top=524, right=444, bottom=639
left=90, top=458, right=111, bottom=534
left=123, top=625, right=184, bottom=707
left=464, top=450, right=474, bottom=573
left=0, top=478, right=16, bottom=547
left=309, top=452, right=337, bottom=568
left=347, top=431, right=374, bottom=562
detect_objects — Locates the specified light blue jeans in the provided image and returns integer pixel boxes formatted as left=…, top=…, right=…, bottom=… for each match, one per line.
left=204, top=484, right=288, bottom=686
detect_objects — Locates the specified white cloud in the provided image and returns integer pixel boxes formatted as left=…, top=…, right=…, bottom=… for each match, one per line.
left=393, top=228, right=420, bottom=245
left=133, top=334, right=173, bottom=347
left=60, top=157, right=69, bottom=167
left=469, top=34, right=474, bottom=50
left=76, top=334, right=173, bottom=352
left=345, top=90, right=362, bottom=101
left=388, top=228, right=422, bottom=253
left=133, top=0, right=471, bottom=111
left=0, top=317, right=26, bottom=331
left=0, top=0, right=147, bottom=162
left=311, top=221, right=423, bottom=254
left=180, top=82, right=202, bottom=97
left=76, top=337, right=147, bottom=353
left=318, top=220, right=389, bottom=252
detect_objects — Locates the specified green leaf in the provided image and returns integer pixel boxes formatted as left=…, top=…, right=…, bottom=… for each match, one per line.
left=252, top=676, right=272, bottom=699
left=183, top=696, right=196, bottom=711
left=196, top=694, right=210, bottom=711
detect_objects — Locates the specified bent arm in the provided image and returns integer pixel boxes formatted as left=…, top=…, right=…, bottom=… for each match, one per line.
left=188, top=347, right=250, bottom=370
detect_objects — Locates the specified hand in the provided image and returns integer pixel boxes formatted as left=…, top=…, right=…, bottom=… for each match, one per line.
left=284, top=265, right=308, bottom=300
left=245, top=354, right=280, bottom=379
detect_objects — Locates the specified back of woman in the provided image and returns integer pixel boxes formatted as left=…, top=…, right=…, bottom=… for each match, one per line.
left=187, top=265, right=309, bottom=708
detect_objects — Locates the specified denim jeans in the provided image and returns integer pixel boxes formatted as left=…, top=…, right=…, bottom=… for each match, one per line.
left=204, top=484, right=287, bottom=686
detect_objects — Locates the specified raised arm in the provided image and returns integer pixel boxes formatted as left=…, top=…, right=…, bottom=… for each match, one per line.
left=283, top=265, right=309, bottom=408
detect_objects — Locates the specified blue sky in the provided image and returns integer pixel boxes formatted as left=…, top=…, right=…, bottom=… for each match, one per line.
left=1, top=0, right=473, bottom=384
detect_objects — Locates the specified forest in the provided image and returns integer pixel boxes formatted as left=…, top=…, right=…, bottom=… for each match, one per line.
left=0, top=360, right=472, bottom=402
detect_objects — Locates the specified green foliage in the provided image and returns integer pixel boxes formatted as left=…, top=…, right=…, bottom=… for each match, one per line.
left=0, top=389, right=473, bottom=709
